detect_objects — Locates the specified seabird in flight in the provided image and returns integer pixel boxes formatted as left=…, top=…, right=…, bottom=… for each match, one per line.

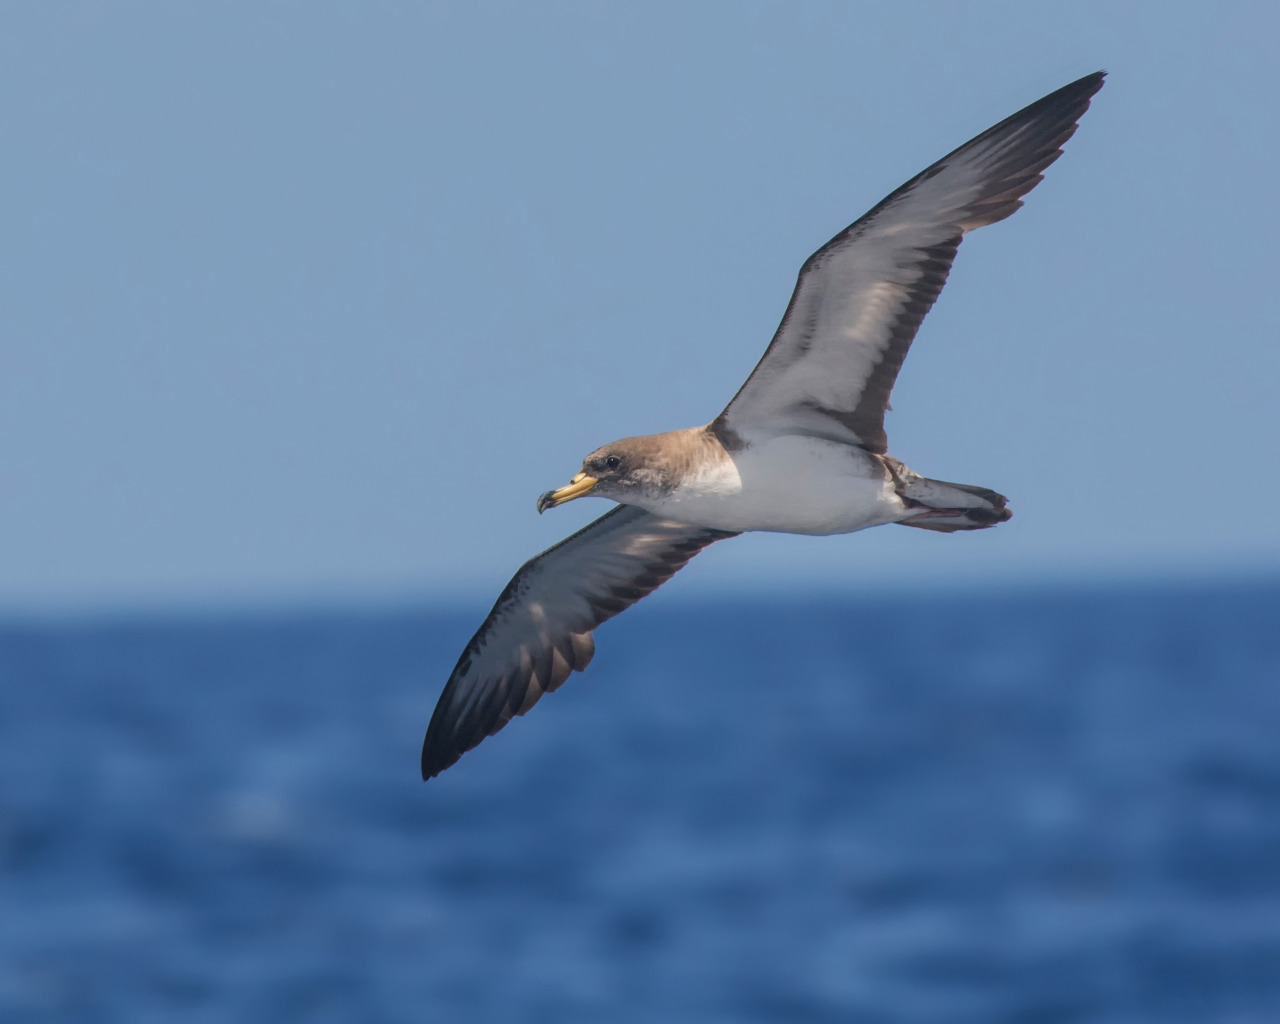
left=422, top=71, right=1105, bottom=779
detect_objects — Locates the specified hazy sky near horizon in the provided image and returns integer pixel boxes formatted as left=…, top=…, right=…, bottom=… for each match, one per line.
left=2, top=2, right=1278, bottom=610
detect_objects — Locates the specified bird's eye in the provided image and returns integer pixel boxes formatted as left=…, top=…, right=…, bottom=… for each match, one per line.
left=605, top=455, right=621, bottom=470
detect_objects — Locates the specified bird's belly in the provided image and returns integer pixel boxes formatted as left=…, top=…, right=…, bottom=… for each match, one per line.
left=644, top=437, right=903, bottom=535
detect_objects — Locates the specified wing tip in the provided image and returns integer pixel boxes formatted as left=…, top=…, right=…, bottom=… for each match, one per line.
left=1025, top=70, right=1106, bottom=132
left=948, top=70, right=1105, bottom=231
left=1045, top=70, right=1106, bottom=106
left=421, top=709, right=465, bottom=780
left=421, top=743, right=459, bottom=781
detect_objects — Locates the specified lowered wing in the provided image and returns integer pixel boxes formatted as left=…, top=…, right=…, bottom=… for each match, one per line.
left=422, top=505, right=737, bottom=778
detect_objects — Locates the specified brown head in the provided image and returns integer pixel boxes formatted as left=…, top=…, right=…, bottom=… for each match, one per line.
left=536, top=430, right=709, bottom=513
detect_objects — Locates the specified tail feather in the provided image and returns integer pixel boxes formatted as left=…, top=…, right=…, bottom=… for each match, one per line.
left=895, top=475, right=1012, bottom=533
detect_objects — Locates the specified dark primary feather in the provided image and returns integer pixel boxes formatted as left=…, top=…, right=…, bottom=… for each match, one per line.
left=421, top=506, right=737, bottom=779
left=713, top=71, right=1105, bottom=454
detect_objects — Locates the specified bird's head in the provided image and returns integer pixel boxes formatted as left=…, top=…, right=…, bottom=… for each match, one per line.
left=536, top=435, right=676, bottom=513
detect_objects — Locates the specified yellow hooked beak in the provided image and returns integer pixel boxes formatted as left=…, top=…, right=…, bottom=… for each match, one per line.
left=536, top=472, right=598, bottom=513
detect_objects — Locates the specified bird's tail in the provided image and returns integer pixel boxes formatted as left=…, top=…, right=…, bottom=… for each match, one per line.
left=895, top=475, right=1012, bottom=533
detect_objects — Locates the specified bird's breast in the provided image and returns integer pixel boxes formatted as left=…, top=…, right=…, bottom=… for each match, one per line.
left=638, top=436, right=902, bottom=535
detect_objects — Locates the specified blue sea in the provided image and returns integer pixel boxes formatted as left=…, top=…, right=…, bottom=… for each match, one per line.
left=2, top=580, right=1279, bottom=1023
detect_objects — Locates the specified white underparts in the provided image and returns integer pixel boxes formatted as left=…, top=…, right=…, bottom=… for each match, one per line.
left=637, top=435, right=905, bottom=535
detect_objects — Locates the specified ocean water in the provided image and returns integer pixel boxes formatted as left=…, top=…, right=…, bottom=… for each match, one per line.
left=2, top=580, right=1279, bottom=1023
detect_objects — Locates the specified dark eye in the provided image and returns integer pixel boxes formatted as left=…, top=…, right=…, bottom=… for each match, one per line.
left=604, top=455, right=621, bottom=470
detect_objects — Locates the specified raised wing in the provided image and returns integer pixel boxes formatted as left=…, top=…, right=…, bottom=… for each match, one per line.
left=713, top=72, right=1104, bottom=454
left=422, top=505, right=737, bottom=778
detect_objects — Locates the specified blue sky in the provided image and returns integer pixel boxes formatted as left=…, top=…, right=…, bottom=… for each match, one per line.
left=2, top=2, right=1277, bottom=610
